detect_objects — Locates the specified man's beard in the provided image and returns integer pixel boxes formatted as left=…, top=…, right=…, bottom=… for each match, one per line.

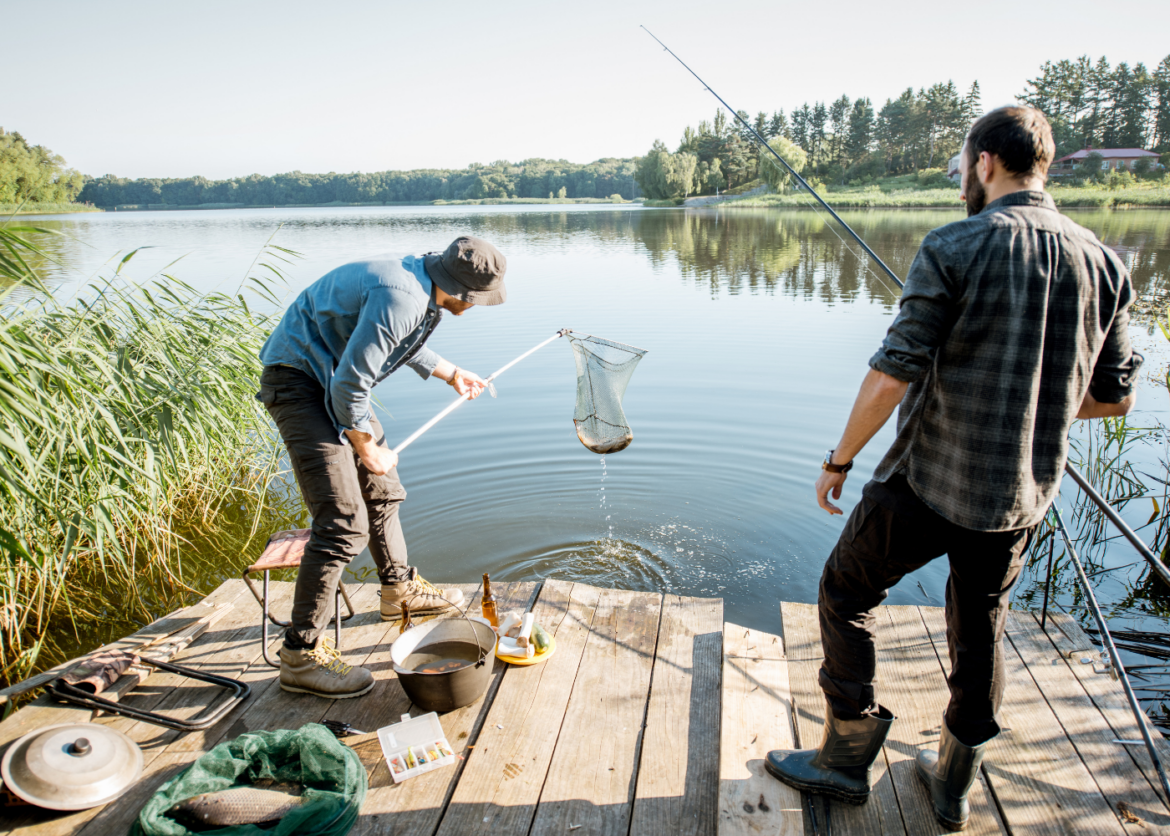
left=965, top=164, right=987, bottom=216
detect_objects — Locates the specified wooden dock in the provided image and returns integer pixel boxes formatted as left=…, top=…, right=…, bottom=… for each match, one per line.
left=0, top=579, right=1167, bottom=834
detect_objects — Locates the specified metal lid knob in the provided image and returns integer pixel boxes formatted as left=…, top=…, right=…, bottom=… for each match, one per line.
left=68, top=738, right=91, bottom=757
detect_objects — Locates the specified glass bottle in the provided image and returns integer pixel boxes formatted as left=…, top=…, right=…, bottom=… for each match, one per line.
left=481, top=573, right=499, bottom=628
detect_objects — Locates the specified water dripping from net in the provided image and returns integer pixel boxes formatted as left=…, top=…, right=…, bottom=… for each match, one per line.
left=598, top=455, right=614, bottom=549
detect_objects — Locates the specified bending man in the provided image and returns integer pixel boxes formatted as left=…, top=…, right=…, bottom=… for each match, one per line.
left=765, top=108, right=1141, bottom=831
left=257, top=236, right=507, bottom=699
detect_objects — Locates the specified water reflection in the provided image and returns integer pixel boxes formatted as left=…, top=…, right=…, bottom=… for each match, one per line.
left=20, top=206, right=1170, bottom=307
left=11, top=204, right=1170, bottom=649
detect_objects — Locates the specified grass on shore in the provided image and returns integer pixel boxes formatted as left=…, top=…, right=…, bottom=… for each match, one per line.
left=0, top=225, right=288, bottom=687
left=1, top=203, right=102, bottom=216
left=720, top=176, right=1170, bottom=209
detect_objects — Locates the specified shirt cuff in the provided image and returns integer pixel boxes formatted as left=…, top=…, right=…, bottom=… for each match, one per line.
left=1090, top=351, right=1144, bottom=403
left=868, top=348, right=929, bottom=383
left=335, top=409, right=374, bottom=440
left=406, top=346, right=441, bottom=380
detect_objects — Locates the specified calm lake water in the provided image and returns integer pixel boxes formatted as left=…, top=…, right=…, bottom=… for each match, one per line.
left=21, top=204, right=1170, bottom=704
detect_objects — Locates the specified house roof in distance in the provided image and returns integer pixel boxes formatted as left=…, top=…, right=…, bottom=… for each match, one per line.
left=1054, top=148, right=1160, bottom=164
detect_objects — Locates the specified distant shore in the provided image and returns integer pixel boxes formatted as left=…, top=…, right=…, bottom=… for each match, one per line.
left=664, top=183, right=1170, bottom=210
left=13, top=196, right=635, bottom=214
left=2, top=202, right=102, bottom=215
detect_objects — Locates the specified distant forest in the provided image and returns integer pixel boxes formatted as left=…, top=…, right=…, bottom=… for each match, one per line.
left=7, top=52, right=1170, bottom=210
left=635, top=53, right=1170, bottom=200
left=77, top=158, right=639, bottom=208
left=0, top=130, right=85, bottom=203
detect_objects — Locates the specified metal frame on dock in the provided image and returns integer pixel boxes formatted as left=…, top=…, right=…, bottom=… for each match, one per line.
left=1043, top=465, right=1170, bottom=801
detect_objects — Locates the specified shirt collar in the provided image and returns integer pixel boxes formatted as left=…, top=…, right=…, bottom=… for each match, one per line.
left=983, top=190, right=1056, bottom=213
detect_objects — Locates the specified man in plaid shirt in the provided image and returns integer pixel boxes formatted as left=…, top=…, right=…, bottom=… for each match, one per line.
left=766, top=106, right=1142, bottom=830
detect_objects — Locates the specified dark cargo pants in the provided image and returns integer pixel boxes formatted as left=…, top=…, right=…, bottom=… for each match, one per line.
left=259, top=365, right=410, bottom=648
left=818, top=474, right=1032, bottom=746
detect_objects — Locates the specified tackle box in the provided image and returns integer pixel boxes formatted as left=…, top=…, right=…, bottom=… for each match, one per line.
left=377, top=712, right=457, bottom=783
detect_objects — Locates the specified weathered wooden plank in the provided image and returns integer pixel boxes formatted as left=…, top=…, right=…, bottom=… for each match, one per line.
left=779, top=601, right=905, bottom=836
left=1044, top=611, right=1170, bottom=783
left=718, top=622, right=803, bottom=836
left=630, top=594, right=722, bottom=836
left=527, top=582, right=649, bottom=836
left=870, top=606, right=1007, bottom=835
left=1023, top=609, right=1170, bottom=823
left=0, top=602, right=234, bottom=709
left=438, top=586, right=659, bottom=836
left=347, top=581, right=539, bottom=836
left=90, top=580, right=283, bottom=751
left=156, top=580, right=353, bottom=753
left=0, top=584, right=251, bottom=836
left=918, top=605, right=1127, bottom=834
left=196, top=582, right=386, bottom=739
left=0, top=579, right=252, bottom=757
left=0, top=580, right=247, bottom=706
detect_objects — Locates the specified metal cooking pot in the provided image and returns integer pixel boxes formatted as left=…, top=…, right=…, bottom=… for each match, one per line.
left=390, top=615, right=496, bottom=713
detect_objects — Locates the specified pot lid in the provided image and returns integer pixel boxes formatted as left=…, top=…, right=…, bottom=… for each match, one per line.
left=1, top=722, right=143, bottom=810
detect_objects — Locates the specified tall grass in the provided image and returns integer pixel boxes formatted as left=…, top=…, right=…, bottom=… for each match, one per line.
left=0, top=225, right=291, bottom=686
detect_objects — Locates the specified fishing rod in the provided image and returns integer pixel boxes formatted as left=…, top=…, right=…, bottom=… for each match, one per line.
left=640, top=25, right=903, bottom=290
left=1050, top=506, right=1170, bottom=802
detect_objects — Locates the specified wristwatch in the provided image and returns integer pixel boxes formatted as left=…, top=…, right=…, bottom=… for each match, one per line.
left=822, top=450, right=853, bottom=474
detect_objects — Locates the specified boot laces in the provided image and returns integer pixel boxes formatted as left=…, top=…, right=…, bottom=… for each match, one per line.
left=409, top=574, right=445, bottom=599
left=308, top=640, right=353, bottom=677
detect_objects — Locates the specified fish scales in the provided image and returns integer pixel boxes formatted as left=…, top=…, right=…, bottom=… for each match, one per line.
left=168, top=786, right=305, bottom=827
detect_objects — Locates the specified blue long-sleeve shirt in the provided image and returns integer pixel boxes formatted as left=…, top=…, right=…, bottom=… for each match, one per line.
left=258, top=254, right=443, bottom=438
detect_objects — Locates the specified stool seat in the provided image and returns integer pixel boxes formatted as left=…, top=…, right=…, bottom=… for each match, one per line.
left=246, top=529, right=311, bottom=573
left=243, top=528, right=354, bottom=667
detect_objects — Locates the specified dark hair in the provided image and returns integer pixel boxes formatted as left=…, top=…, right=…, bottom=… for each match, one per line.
left=965, top=106, right=1055, bottom=181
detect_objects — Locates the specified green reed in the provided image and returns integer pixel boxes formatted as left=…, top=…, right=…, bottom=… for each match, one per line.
left=0, top=225, right=292, bottom=686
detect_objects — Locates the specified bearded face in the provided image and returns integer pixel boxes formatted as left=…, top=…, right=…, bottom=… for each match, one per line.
left=960, top=147, right=987, bottom=217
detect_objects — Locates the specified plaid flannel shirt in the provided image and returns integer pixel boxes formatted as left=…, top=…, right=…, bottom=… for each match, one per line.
left=869, top=191, right=1141, bottom=531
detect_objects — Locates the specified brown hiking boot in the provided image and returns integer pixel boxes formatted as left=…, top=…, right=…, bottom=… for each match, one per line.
left=381, top=567, right=465, bottom=620
left=279, top=638, right=374, bottom=699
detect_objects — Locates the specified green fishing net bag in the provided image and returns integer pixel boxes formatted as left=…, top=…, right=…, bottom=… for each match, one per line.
left=131, top=723, right=367, bottom=836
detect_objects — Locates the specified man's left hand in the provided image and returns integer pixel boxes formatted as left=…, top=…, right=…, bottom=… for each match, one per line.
left=450, top=368, right=487, bottom=400
left=815, top=470, right=847, bottom=515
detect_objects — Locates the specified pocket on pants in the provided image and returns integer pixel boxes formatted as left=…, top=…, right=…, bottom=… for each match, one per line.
left=257, top=384, right=278, bottom=406
left=361, top=467, right=407, bottom=503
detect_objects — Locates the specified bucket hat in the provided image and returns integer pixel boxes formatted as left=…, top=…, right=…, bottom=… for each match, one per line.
left=424, top=237, right=507, bottom=306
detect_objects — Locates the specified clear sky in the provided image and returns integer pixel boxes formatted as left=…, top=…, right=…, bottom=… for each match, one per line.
left=7, top=0, right=1168, bottom=180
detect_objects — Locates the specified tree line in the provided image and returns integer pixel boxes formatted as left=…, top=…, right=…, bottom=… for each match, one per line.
left=635, top=52, right=1170, bottom=200
left=77, top=158, right=639, bottom=208
left=636, top=82, right=982, bottom=199
left=0, top=129, right=86, bottom=204
left=1020, top=55, right=1170, bottom=156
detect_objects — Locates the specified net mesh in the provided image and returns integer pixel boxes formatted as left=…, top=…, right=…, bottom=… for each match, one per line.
left=131, top=723, right=365, bottom=836
left=568, top=331, right=646, bottom=455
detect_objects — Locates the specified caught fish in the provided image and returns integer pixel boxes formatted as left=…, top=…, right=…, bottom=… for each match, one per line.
left=167, top=785, right=304, bottom=828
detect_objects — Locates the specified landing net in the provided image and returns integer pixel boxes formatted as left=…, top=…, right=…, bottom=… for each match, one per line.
left=568, top=331, right=646, bottom=455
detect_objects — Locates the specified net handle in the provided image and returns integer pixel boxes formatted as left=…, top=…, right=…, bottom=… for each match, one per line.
left=391, top=329, right=570, bottom=455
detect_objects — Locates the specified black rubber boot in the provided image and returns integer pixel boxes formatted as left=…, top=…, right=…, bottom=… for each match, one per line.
left=764, top=700, right=895, bottom=805
left=915, top=719, right=989, bottom=831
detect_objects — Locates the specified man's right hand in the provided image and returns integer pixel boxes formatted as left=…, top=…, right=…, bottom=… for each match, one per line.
left=816, top=469, right=847, bottom=515
left=344, top=429, right=399, bottom=475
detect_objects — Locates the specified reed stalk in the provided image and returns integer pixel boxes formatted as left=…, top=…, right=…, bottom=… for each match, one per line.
left=0, top=225, right=291, bottom=686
